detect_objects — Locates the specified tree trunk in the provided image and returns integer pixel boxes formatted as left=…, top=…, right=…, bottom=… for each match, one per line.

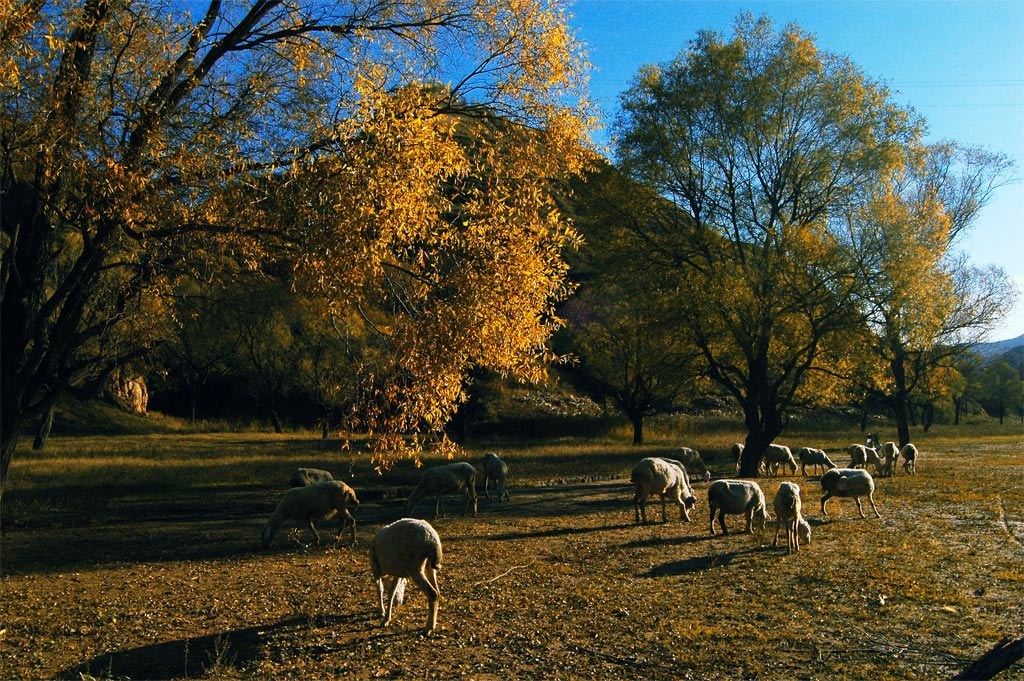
left=889, top=357, right=912, bottom=447
left=630, top=412, right=644, bottom=445
left=737, top=391, right=784, bottom=478
left=0, top=418, right=22, bottom=503
left=32, top=405, right=56, bottom=450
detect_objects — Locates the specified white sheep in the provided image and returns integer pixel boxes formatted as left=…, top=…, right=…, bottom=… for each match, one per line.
left=672, top=446, right=711, bottom=482
left=798, top=517, right=811, bottom=545
left=820, top=468, right=882, bottom=519
left=630, top=457, right=697, bottom=524
left=878, top=442, right=899, bottom=477
left=406, top=462, right=478, bottom=518
left=900, top=443, right=918, bottom=475
left=772, top=482, right=803, bottom=554
left=764, top=444, right=798, bottom=477
left=261, top=480, right=359, bottom=547
left=369, top=518, right=443, bottom=634
left=797, top=447, right=837, bottom=476
left=482, top=452, right=510, bottom=501
left=707, top=479, right=770, bottom=535
left=732, top=442, right=745, bottom=472
left=289, top=467, right=334, bottom=487
left=846, top=444, right=884, bottom=474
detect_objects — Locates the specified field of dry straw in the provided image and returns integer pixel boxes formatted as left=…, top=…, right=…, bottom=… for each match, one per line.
left=1, top=430, right=1022, bottom=679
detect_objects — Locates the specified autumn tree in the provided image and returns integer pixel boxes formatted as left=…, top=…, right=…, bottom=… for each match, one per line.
left=0, top=0, right=592, bottom=495
left=979, top=361, right=1024, bottom=424
left=558, top=161, right=703, bottom=445
left=842, top=142, right=1017, bottom=445
left=612, top=15, right=917, bottom=475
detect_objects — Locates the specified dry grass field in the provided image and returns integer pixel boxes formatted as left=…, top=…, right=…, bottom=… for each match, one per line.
left=1, top=427, right=1022, bottom=680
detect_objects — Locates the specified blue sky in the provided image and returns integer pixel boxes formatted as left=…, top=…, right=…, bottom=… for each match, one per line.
left=568, top=0, right=1024, bottom=341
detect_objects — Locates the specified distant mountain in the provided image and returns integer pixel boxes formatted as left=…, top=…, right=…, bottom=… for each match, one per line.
left=974, top=333, right=1024, bottom=358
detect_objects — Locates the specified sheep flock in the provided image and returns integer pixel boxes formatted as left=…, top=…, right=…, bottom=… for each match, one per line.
left=262, top=439, right=922, bottom=634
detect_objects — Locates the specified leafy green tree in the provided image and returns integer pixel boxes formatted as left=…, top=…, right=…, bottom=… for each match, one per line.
left=979, top=361, right=1024, bottom=424
left=612, top=15, right=918, bottom=475
left=0, top=1, right=592, bottom=494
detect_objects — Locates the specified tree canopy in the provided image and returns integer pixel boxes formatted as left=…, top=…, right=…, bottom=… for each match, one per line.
left=0, top=0, right=593, bottom=491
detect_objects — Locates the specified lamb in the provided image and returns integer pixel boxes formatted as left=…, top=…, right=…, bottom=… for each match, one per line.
left=846, top=444, right=884, bottom=474
left=672, top=446, right=711, bottom=482
left=261, top=480, right=359, bottom=547
left=631, top=457, right=697, bottom=524
left=900, top=443, right=918, bottom=475
left=797, top=447, right=837, bottom=476
left=707, top=479, right=770, bottom=535
left=369, top=518, right=443, bottom=634
left=406, top=462, right=478, bottom=519
left=289, top=467, right=334, bottom=487
left=798, top=517, right=812, bottom=545
left=820, top=468, right=882, bottom=519
left=482, top=452, right=510, bottom=501
left=772, top=482, right=803, bottom=553
left=764, top=444, right=798, bottom=476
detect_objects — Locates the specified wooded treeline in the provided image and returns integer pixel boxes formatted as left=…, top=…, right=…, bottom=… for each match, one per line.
left=1, top=6, right=1018, bottom=493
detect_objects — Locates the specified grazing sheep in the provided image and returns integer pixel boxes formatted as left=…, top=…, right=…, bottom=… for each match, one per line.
left=289, top=467, right=334, bottom=487
left=369, top=518, right=443, bottom=634
left=798, top=517, right=812, bottom=545
left=900, top=443, right=918, bottom=475
left=707, top=479, right=770, bottom=535
left=732, top=443, right=745, bottom=472
left=847, top=444, right=884, bottom=474
left=764, top=444, right=798, bottom=476
left=772, top=482, right=803, bottom=554
left=672, top=446, right=711, bottom=482
left=878, top=442, right=899, bottom=477
left=797, top=447, right=837, bottom=476
left=631, top=457, right=697, bottom=524
left=820, top=468, right=882, bottom=519
left=482, top=452, right=510, bottom=501
left=261, top=480, right=359, bottom=547
left=406, top=462, right=478, bottom=519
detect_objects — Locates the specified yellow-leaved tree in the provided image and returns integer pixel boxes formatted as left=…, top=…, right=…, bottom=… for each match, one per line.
left=0, top=0, right=593, bottom=493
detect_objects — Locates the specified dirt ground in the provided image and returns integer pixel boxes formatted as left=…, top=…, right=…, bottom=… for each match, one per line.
left=2, top=442, right=1023, bottom=680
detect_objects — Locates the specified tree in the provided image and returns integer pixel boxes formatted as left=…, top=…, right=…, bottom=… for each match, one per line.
left=558, top=162, right=703, bottom=445
left=979, top=361, right=1024, bottom=424
left=0, top=1, right=592, bottom=495
left=843, top=142, right=1017, bottom=445
left=612, top=15, right=918, bottom=475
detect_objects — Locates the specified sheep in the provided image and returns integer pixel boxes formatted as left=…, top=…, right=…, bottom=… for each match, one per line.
left=798, top=517, right=812, bottom=545
left=672, top=446, right=711, bottom=481
left=772, top=482, right=803, bottom=554
left=900, top=443, right=918, bottom=475
left=733, top=442, right=769, bottom=475
left=820, top=468, right=882, bottom=519
left=764, top=444, right=798, bottom=477
left=878, top=442, right=899, bottom=477
left=369, top=518, right=443, bottom=634
left=482, top=452, right=510, bottom=501
left=289, top=467, right=334, bottom=487
left=797, top=447, right=837, bottom=476
left=846, top=444, right=884, bottom=474
left=406, top=462, right=478, bottom=519
left=261, top=480, right=359, bottom=547
left=707, top=479, right=770, bottom=535
left=631, top=457, right=697, bottom=524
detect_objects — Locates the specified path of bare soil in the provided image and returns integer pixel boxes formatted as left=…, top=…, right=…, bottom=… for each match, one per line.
left=1, top=443, right=1023, bottom=680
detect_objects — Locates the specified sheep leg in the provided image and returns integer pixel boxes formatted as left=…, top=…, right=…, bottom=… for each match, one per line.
left=434, top=495, right=444, bottom=519
left=338, top=509, right=357, bottom=544
left=867, top=492, right=882, bottom=519
left=484, top=476, right=492, bottom=500
left=411, top=563, right=440, bottom=633
left=854, top=496, right=867, bottom=518
left=382, top=577, right=406, bottom=626
left=660, top=494, right=668, bottom=523
left=306, top=518, right=322, bottom=545
left=464, top=488, right=478, bottom=517
left=820, top=492, right=833, bottom=516
left=771, top=519, right=781, bottom=547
